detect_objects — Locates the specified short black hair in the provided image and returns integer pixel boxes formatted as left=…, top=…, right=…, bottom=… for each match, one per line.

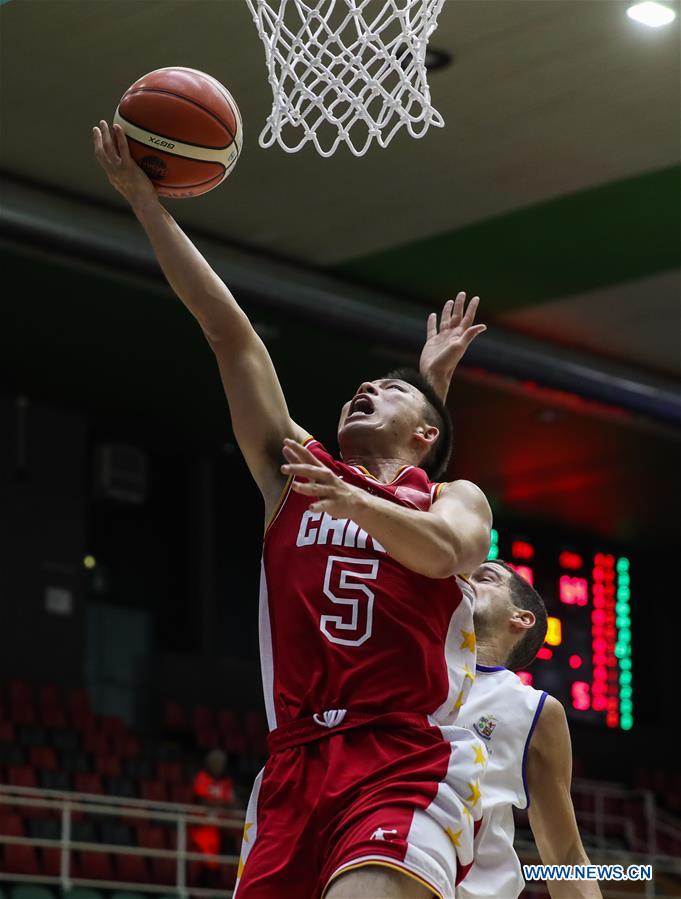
left=383, top=367, right=453, bottom=480
left=492, top=560, right=548, bottom=671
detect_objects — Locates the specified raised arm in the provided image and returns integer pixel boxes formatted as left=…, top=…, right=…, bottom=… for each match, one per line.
left=526, top=696, right=603, bottom=899
left=419, top=293, right=487, bottom=403
left=93, top=121, right=307, bottom=510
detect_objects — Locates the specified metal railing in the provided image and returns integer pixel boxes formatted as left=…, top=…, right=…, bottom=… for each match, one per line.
left=0, top=783, right=245, bottom=897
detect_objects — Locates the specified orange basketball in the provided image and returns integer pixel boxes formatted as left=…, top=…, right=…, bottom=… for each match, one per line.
left=113, top=67, right=243, bottom=199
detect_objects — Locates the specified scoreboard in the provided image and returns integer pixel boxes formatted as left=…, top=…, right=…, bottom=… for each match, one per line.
left=487, top=527, right=633, bottom=731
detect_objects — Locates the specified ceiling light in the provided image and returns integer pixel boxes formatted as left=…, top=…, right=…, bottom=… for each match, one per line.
left=627, top=2, right=677, bottom=27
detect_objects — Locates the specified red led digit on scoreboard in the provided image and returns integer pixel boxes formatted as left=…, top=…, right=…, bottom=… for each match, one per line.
left=560, top=551, right=583, bottom=570
left=571, top=681, right=590, bottom=711
left=512, top=540, right=535, bottom=560
left=560, top=576, right=588, bottom=606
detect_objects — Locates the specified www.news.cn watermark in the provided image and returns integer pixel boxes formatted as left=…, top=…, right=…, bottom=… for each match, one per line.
left=523, top=864, right=653, bottom=882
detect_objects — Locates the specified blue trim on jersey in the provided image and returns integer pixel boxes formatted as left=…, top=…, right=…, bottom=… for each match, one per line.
left=475, top=664, right=507, bottom=672
left=522, top=690, right=548, bottom=808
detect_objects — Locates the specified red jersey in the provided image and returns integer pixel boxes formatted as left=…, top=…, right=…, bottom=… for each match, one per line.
left=259, top=438, right=477, bottom=730
left=193, top=770, right=235, bottom=804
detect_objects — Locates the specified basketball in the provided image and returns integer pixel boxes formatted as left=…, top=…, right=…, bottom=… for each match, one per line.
left=113, top=67, right=242, bottom=199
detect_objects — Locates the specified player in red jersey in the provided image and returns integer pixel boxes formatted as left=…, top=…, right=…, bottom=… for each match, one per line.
left=94, top=122, right=492, bottom=899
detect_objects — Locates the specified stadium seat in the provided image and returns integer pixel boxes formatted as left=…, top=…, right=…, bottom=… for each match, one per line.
left=170, top=783, right=193, bottom=805
left=0, top=720, right=15, bottom=742
left=84, top=733, right=110, bottom=755
left=157, top=761, right=182, bottom=784
left=75, top=850, right=114, bottom=880
left=0, top=743, right=25, bottom=766
left=115, top=735, right=141, bottom=758
left=38, top=684, right=62, bottom=709
left=72, top=819, right=98, bottom=844
left=61, top=749, right=90, bottom=774
left=192, top=705, right=214, bottom=731
left=217, top=709, right=238, bottom=734
left=2, top=842, right=40, bottom=875
left=41, top=707, right=67, bottom=730
left=123, top=758, right=152, bottom=780
left=106, top=776, right=137, bottom=799
left=139, top=780, right=167, bottom=803
left=50, top=728, right=79, bottom=751
left=74, top=772, right=103, bottom=795
left=10, top=885, right=55, bottom=899
left=9, top=703, right=37, bottom=726
left=17, top=725, right=46, bottom=747
left=94, top=754, right=121, bottom=778
left=150, top=857, right=176, bottom=885
left=115, top=852, right=151, bottom=884
left=27, top=817, right=60, bottom=840
left=8, top=681, right=33, bottom=706
left=99, top=819, right=133, bottom=846
left=7, top=764, right=37, bottom=788
left=196, top=727, right=220, bottom=750
left=163, top=700, right=188, bottom=732
left=30, top=745, right=58, bottom=769
left=136, top=825, right=166, bottom=850
left=99, top=716, right=127, bottom=739
left=41, top=845, right=61, bottom=876
left=39, top=769, right=71, bottom=791
left=0, top=813, right=24, bottom=836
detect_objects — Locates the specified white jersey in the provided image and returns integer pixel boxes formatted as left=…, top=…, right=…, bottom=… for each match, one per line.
left=456, top=665, right=547, bottom=899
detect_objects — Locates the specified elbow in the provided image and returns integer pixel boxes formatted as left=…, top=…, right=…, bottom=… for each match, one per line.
left=422, top=545, right=459, bottom=580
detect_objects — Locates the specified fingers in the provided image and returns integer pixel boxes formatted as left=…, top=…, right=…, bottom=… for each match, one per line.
left=98, top=119, right=121, bottom=165
left=426, top=312, right=437, bottom=341
left=440, top=298, right=454, bottom=331
left=281, top=462, right=335, bottom=483
left=461, top=323, right=487, bottom=347
left=290, top=480, right=336, bottom=497
left=113, top=123, right=131, bottom=162
left=461, top=295, right=481, bottom=328
left=282, top=439, right=323, bottom=468
left=451, top=292, right=465, bottom=327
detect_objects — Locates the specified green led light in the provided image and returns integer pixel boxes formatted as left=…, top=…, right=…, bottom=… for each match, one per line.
left=616, top=616, right=631, bottom=629
left=616, top=602, right=629, bottom=615
left=491, top=529, right=498, bottom=544
left=618, top=572, right=630, bottom=586
left=620, top=716, right=633, bottom=731
left=615, top=643, right=627, bottom=658
left=620, top=658, right=632, bottom=670
left=487, top=528, right=499, bottom=560
left=617, top=589, right=631, bottom=601
left=620, top=699, right=633, bottom=714
left=616, top=557, right=630, bottom=572
left=618, top=627, right=631, bottom=643
left=619, top=686, right=632, bottom=700
left=487, top=545, right=499, bottom=560
left=619, top=671, right=632, bottom=685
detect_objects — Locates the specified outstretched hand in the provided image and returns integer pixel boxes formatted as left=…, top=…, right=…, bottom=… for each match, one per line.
left=281, top=439, right=363, bottom=518
left=419, top=293, right=486, bottom=400
left=92, top=120, right=158, bottom=208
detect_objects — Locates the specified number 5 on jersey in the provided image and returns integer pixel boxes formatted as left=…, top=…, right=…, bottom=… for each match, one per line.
left=320, top=556, right=379, bottom=647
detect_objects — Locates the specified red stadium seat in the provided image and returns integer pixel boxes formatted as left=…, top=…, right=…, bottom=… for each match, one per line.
left=9, top=702, right=37, bottom=726
left=196, top=728, right=220, bottom=750
left=151, top=857, right=176, bottom=885
left=94, top=754, right=122, bottom=778
left=76, top=850, right=114, bottom=881
left=136, top=825, right=166, bottom=850
left=74, top=772, right=103, bottom=795
left=115, top=735, right=141, bottom=759
left=170, top=783, right=194, bottom=805
left=139, top=781, right=167, bottom=803
left=41, top=707, right=67, bottom=730
left=158, top=761, right=183, bottom=784
left=84, top=732, right=110, bottom=755
left=192, top=705, right=214, bottom=731
left=0, top=720, right=15, bottom=742
left=2, top=842, right=39, bottom=875
left=99, top=716, right=127, bottom=739
left=0, top=813, right=24, bottom=836
left=39, top=685, right=63, bottom=710
left=7, top=764, right=37, bottom=788
left=42, top=845, right=61, bottom=876
left=163, top=700, right=188, bottom=731
left=30, top=745, right=58, bottom=770
left=9, top=681, right=33, bottom=706
left=115, top=851, right=151, bottom=884
left=217, top=709, right=239, bottom=734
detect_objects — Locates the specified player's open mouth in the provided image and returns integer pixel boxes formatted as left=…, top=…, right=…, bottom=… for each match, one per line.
left=348, top=395, right=375, bottom=418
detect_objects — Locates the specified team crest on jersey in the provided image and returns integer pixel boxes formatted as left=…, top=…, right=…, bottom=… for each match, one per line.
left=474, top=714, right=497, bottom=740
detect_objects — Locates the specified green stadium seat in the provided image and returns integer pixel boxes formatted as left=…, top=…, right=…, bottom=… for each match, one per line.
left=11, top=886, right=56, bottom=899
left=62, top=889, right=104, bottom=899
left=111, top=892, right=147, bottom=899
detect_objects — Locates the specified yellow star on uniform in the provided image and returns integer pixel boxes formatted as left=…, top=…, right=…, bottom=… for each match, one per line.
left=450, top=688, right=465, bottom=714
left=467, top=780, right=482, bottom=805
left=462, top=805, right=472, bottom=820
left=463, top=664, right=476, bottom=683
left=473, top=744, right=487, bottom=766
left=460, top=630, right=476, bottom=652
left=446, top=827, right=462, bottom=848
left=237, top=856, right=245, bottom=879
left=242, top=822, right=253, bottom=844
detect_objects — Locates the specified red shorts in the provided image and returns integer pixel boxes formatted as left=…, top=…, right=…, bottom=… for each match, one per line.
left=233, top=710, right=486, bottom=899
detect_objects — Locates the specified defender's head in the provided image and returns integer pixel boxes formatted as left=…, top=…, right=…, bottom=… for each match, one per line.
left=205, top=749, right=227, bottom=778
left=470, top=560, right=548, bottom=670
left=337, top=368, right=453, bottom=480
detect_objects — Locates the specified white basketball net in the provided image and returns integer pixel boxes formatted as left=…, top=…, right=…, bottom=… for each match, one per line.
left=245, top=0, right=446, bottom=157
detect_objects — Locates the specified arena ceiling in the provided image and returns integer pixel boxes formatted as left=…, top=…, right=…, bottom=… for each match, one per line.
left=1, top=0, right=680, bottom=540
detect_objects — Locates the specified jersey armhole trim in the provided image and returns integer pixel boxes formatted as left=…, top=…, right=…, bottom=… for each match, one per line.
left=521, top=690, right=548, bottom=809
left=264, top=475, right=293, bottom=538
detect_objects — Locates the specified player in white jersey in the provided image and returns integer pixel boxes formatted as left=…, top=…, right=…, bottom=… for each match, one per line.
left=456, top=561, right=601, bottom=899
